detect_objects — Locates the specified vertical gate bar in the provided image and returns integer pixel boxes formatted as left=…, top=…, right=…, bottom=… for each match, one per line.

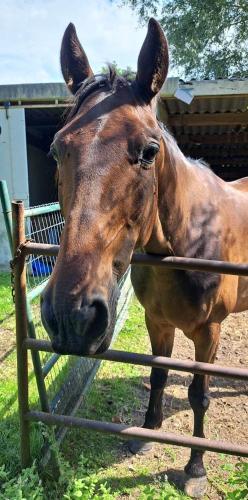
left=12, top=200, right=31, bottom=468
left=0, top=179, right=13, bottom=254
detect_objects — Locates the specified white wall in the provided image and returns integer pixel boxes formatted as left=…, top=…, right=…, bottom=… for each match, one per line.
left=0, top=107, right=29, bottom=267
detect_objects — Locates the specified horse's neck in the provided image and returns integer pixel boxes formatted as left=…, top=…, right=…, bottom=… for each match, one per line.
left=145, top=133, right=211, bottom=257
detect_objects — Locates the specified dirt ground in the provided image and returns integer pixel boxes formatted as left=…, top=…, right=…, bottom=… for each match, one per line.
left=119, top=310, right=248, bottom=499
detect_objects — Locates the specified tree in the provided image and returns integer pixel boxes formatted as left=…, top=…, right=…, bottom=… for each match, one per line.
left=123, top=0, right=248, bottom=79
left=101, top=61, right=136, bottom=80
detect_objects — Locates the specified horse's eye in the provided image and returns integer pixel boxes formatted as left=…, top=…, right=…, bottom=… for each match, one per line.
left=139, top=142, right=160, bottom=168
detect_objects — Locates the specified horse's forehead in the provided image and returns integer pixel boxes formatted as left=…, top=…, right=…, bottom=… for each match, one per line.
left=63, top=90, right=156, bottom=139
left=97, top=104, right=156, bottom=137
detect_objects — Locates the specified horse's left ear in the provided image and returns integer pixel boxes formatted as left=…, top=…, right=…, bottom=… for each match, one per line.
left=136, top=18, right=169, bottom=103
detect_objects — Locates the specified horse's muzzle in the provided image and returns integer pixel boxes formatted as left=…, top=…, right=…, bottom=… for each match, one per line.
left=41, top=293, right=111, bottom=355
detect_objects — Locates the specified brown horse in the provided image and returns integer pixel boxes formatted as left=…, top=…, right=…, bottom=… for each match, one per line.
left=41, top=19, right=248, bottom=497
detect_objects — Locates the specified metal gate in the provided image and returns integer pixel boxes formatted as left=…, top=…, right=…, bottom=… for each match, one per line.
left=0, top=181, right=132, bottom=441
left=11, top=200, right=248, bottom=468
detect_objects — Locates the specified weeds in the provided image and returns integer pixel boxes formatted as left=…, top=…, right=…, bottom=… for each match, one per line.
left=0, top=462, right=44, bottom=500
left=223, top=461, right=248, bottom=499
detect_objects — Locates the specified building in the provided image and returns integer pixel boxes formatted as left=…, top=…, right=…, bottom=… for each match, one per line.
left=1, top=78, right=248, bottom=266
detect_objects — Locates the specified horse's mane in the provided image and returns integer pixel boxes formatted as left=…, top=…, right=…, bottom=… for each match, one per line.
left=64, top=66, right=133, bottom=124
left=159, top=121, right=210, bottom=171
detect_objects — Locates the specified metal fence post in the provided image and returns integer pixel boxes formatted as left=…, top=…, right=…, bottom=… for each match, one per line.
left=12, top=200, right=31, bottom=467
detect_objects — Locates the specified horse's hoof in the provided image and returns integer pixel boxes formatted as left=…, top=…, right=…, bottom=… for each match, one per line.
left=127, top=439, right=154, bottom=455
left=184, top=475, right=207, bottom=498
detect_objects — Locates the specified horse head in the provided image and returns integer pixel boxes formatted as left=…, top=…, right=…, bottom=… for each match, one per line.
left=41, top=19, right=169, bottom=355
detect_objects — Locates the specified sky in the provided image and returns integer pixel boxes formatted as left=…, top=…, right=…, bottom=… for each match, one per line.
left=0, top=0, right=150, bottom=85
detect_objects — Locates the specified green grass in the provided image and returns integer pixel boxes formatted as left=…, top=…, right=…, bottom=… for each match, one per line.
left=0, top=273, right=246, bottom=499
left=0, top=272, right=13, bottom=323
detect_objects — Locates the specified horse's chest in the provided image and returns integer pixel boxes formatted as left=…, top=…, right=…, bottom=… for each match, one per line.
left=131, top=266, right=220, bottom=331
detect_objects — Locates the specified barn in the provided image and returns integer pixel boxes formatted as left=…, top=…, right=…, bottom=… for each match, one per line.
left=1, top=78, right=248, bottom=266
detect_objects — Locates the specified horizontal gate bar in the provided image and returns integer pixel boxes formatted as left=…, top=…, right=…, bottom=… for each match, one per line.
left=24, top=338, right=248, bottom=381
left=24, top=242, right=248, bottom=276
left=26, top=410, right=248, bottom=457
left=24, top=203, right=60, bottom=218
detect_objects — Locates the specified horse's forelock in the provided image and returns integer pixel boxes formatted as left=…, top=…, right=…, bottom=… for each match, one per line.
left=63, top=65, right=134, bottom=124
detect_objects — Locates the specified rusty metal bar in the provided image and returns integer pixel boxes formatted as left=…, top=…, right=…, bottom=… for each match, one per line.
left=132, top=253, right=248, bottom=276
left=12, top=201, right=31, bottom=468
left=24, top=338, right=248, bottom=381
left=24, top=242, right=59, bottom=256
left=24, top=242, right=248, bottom=276
left=26, top=410, right=248, bottom=457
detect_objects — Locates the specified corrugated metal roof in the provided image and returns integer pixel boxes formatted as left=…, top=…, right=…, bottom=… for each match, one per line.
left=1, top=78, right=247, bottom=105
left=0, top=82, right=69, bottom=104
left=160, top=78, right=248, bottom=98
left=164, top=95, right=248, bottom=115
left=1, top=78, right=247, bottom=180
left=158, top=79, right=248, bottom=179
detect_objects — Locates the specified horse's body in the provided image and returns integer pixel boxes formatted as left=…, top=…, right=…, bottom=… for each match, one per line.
left=41, top=19, right=248, bottom=496
left=132, top=131, right=248, bottom=332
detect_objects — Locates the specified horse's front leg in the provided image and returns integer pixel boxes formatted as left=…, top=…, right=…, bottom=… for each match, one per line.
left=184, top=322, right=220, bottom=497
left=128, top=314, right=175, bottom=454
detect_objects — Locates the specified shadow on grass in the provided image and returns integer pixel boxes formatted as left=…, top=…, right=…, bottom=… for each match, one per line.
left=92, top=468, right=192, bottom=496
left=0, top=370, right=37, bottom=420
left=0, top=397, right=44, bottom=474
left=0, top=310, right=14, bottom=326
left=0, top=344, right=16, bottom=363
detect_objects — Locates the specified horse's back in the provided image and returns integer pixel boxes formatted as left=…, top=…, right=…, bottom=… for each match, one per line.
left=229, top=176, right=248, bottom=192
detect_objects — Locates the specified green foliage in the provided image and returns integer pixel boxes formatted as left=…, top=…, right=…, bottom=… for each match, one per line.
left=138, top=482, right=187, bottom=499
left=124, top=0, right=248, bottom=79
left=63, top=455, right=117, bottom=500
left=223, top=461, right=248, bottom=499
left=0, top=463, right=44, bottom=500
left=101, top=61, right=136, bottom=80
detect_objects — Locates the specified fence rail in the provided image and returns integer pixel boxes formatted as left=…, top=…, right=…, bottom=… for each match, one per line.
left=25, top=338, right=248, bottom=381
left=26, top=410, right=248, bottom=457
left=11, top=200, right=248, bottom=468
left=24, top=241, right=248, bottom=276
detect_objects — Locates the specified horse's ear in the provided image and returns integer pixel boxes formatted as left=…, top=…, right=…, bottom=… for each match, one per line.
left=136, top=18, right=169, bottom=103
left=60, top=23, right=93, bottom=94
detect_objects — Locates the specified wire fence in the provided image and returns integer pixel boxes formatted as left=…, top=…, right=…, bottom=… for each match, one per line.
left=0, top=183, right=133, bottom=420
left=26, top=208, right=63, bottom=293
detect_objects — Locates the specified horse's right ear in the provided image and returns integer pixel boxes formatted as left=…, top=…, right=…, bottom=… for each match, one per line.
left=60, top=23, right=93, bottom=94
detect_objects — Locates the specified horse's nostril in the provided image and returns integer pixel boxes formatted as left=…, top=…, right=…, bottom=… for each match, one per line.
left=71, top=297, right=109, bottom=338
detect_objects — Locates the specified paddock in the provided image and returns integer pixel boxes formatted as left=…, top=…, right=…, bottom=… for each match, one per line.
left=11, top=201, right=248, bottom=469
left=0, top=197, right=247, bottom=498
